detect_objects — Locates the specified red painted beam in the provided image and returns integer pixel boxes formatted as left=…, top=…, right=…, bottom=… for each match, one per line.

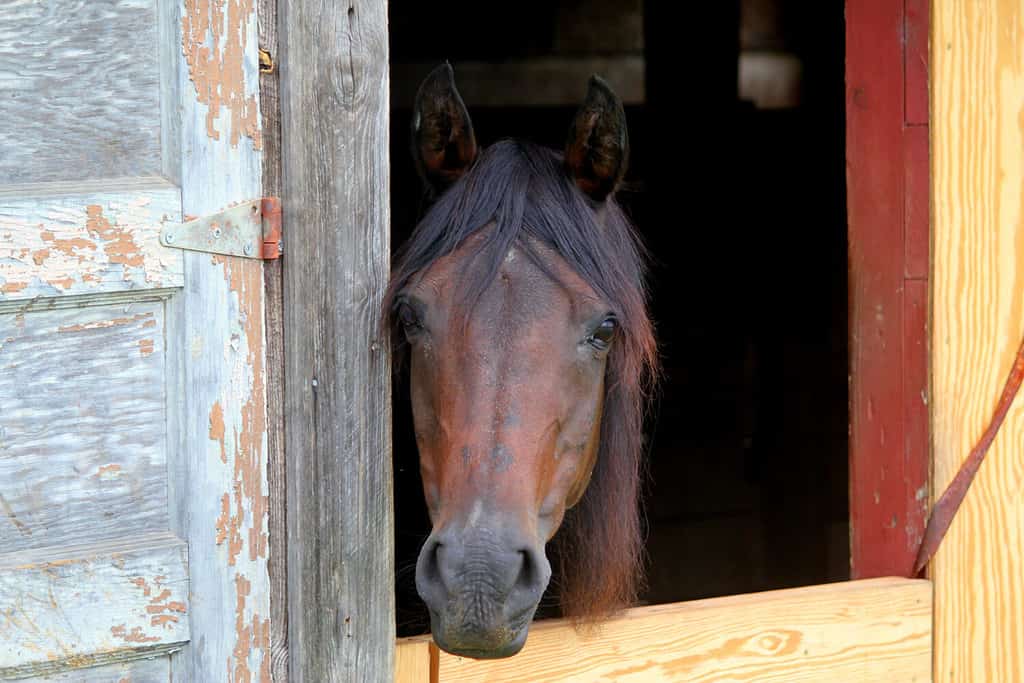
left=847, top=0, right=929, bottom=578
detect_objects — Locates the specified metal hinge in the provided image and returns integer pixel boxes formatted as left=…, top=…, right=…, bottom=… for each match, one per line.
left=161, top=198, right=282, bottom=260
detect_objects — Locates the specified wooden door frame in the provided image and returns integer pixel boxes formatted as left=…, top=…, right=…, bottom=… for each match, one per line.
left=264, top=0, right=932, bottom=679
left=846, top=0, right=931, bottom=579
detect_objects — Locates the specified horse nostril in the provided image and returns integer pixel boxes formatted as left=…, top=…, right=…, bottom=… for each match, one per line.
left=516, top=550, right=533, bottom=589
left=512, top=546, right=549, bottom=599
left=417, top=538, right=444, bottom=591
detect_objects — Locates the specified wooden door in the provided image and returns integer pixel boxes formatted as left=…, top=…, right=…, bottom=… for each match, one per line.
left=0, top=1, right=272, bottom=680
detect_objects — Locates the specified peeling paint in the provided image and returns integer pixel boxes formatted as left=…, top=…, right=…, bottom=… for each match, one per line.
left=139, top=338, right=155, bottom=356
left=210, top=401, right=227, bottom=463
left=85, top=205, right=145, bottom=268
left=39, top=230, right=95, bottom=261
left=95, top=464, right=123, bottom=481
left=58, top=313, right=152, bottom=334
left=205, top=248, right=270, bottom=678
left=0, top=191, right=183, bottom=301
left=129, top=577, right=152, bottom=598
left=182, top=0, right=262, bottom=150
left=151, top=614, right=179, bottom=628
left=215, top=492, right=231, bottom=546
left=1, top=281, right=28, bottom=294
left=230, top=574, right=271, bottom=683
left=110, top=624, right=159, bottom=644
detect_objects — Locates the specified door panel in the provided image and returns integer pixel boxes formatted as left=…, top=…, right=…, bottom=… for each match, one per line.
left=0, top=0, right=164, bottom=185
left=0, top=0, right=271, bottom=678
left=0, top=534, right=188, bottom=676
left=0, top=183, right=183, bottom=299
left=0, top=299, right=169, bottom=552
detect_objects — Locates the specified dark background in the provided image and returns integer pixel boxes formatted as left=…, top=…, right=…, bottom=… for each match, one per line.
left=388, top=0, right=849, bottom=636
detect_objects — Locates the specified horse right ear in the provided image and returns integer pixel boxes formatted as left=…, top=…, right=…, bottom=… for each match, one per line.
left=411, top=63, right=478, bottom=196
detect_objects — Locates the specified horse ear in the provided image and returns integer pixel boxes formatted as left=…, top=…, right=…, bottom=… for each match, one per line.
left=411, top=63, right=478, bottom=196
left=564, top=76, right=629, bottom=202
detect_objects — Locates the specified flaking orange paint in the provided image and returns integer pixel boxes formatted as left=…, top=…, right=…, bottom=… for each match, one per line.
left=209, top=248, right=269, bottom=677
left=182, top=0, right=262, bottom=150
left=85, top=206, right=145, bottom=269
left=231, top=574, right=272, bottom=683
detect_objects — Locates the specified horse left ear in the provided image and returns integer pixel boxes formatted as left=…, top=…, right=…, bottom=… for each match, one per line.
left=565, top=76, right=629, bottom=202
left=411, top=63, right=478, bottom=196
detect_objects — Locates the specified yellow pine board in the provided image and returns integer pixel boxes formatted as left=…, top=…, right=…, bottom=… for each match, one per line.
left=396, top=578, right=931, bottom=682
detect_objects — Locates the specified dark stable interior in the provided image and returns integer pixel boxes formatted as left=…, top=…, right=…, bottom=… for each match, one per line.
left=388, top=0, right=849, bottom=636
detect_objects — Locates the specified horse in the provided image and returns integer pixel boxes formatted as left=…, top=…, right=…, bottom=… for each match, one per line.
left=385, top=64, right=657, bottom=659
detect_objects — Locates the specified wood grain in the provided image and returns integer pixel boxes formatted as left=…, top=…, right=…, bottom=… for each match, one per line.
left=279, top=0, right=394, bottom=680
left=0, top=534, right=189, bottom=677
left=932, top=2, right=1024, bottom=680
left=395, top=636, right=433, bottom=683
left=0, top=300, right=168, bottom=552
left=167, top=0, right=273, bottom=680
left=0, top=182, right=183, bottom=301
left=256, top=0, right=288, bottom=679
left=396, top=579, right=932, bottom=683
left=0, top=0, right=163, bottom=185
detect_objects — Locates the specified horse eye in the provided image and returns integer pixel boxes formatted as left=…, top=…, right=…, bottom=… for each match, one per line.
left=587, top=317, right=617, bottom=350
left=397, top=302, right=422, bottom=335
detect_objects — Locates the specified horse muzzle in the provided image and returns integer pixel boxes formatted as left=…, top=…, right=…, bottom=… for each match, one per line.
left=415, top=525, right=551, bottom=658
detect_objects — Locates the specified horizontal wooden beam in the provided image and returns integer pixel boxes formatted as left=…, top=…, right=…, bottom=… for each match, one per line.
left=391, top=58, right=645, bottom=108
left=396, top=578, right=931, bottom=682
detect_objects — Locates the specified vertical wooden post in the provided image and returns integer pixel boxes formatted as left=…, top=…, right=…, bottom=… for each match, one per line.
left=279, top=0, right=394, bottom=680
left=845, top=0, right=930, bottom=578
left=932, top=2, right=1024, bottom=678
left=257, top=0, right=288, bottom=679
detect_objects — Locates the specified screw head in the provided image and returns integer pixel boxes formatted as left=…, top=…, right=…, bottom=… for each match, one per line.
left=165, top=231, right=175, bottom=243
left=243, top=243, right=253, bottom=256
left=213, top=227, right=222, bottom=238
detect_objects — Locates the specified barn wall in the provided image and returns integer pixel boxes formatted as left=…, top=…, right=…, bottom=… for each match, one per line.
left=932, top=1, right=1024, bottom=679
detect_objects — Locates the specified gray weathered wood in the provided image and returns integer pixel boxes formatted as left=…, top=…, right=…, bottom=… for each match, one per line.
left=0, top=534, right=189, bottom=677
left=0, top=0, right=163, bottom=185
left=256, top=0, right=290, bottom=679
left=0, top=182, right=183, bottom=301
left=280, top=0, right=394, bottom=680
left=0, top=300, right=168, bottom=552
left=167, top=0, right=273, bottom=680
left=20, top=655, right=170, bottom=682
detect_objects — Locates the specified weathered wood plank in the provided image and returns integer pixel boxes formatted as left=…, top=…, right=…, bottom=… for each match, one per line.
left=256, top=0, right=289, bottom=679
left=20, top=655, right=170, bottom=682
left=280, top=0, right=394, bottom=680
left=0, top=534, right=189, bottom=677
left=0, top=183, right=183, bottom=301
left=932, top=2, right=1024, bottom=679
left=0, top=300, right=168, bottom=552
left=396, top=578, right=932, bottom=683
left=0, top=0, right=163, bottom=185
left=167, top=0, right=272, bottom=680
